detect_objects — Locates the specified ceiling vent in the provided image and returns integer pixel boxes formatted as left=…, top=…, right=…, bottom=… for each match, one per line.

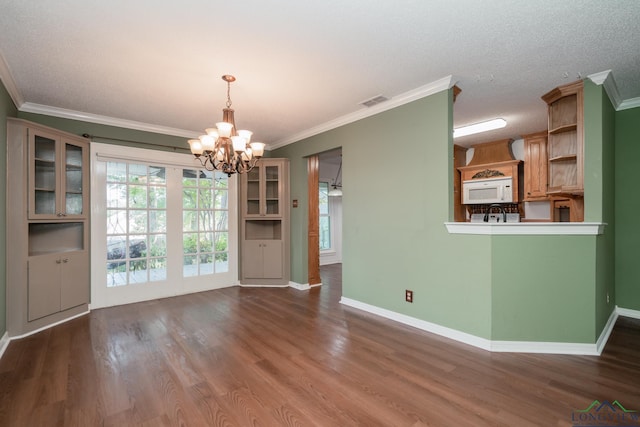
left=360, top=95, right=388, bottom=108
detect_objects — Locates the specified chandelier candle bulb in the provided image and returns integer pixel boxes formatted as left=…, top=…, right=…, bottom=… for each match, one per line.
left=199, top=135, right=215, bottom=152
left=250, top=142, right=265, bottom=157
left=188, top=139, right=204, bottom=155
left=216, top=122, right=233, bottom=137
left=232, top=136, right=247, bottom=152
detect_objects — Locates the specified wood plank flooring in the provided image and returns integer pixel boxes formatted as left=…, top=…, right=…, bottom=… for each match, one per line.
left=1, top=263, right=640, bottom=426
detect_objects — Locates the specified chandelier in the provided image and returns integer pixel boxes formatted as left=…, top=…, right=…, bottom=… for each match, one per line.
left=188, top=75, right=265, bottom=176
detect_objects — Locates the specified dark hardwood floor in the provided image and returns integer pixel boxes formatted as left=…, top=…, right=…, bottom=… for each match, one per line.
left=1, top=263, right=640, bottom=426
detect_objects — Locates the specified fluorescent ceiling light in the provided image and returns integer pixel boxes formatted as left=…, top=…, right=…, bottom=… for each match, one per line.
left=454, top=118, right=506, bottom=138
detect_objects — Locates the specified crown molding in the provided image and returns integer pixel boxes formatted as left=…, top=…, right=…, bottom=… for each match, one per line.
left=0, top=51, right=24, bottom=107
left=20, top=102, right=200, bottom=139
left=268, top=75, right=458, bottom=150
left=617, top=96, right=640, bottom=111
left=587, top=69, right=626, bottom=111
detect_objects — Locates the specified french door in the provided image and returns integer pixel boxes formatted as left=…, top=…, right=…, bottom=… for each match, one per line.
left=90, top=143, right=238, bottom=308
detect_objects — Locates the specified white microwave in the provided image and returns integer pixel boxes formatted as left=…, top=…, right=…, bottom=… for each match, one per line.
left=462, top=176, right=513, bottom=205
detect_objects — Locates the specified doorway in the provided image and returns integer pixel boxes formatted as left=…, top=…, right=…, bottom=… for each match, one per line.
left=308, top=148, right=343, bottom=285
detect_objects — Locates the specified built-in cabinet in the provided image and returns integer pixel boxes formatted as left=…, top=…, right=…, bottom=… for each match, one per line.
left=541, top=80, right=584, bottom=195
left=6, top=119, right=90, bottom=335
left=523, top=131, right=548, bottom=201
left=239, top=158, right=290, bottom=285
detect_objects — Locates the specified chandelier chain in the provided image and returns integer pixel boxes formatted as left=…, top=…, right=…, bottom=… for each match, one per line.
left=226, top=81, right=232, bottom=108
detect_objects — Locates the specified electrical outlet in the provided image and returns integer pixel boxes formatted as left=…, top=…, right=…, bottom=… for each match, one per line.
left=405, top=290, right=413, bottom=303
left=607, top=292, right=610, bottom=304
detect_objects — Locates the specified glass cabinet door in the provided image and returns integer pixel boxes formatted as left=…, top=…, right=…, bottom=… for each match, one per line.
left=242, top=161, right=282, bottom=218
left=32, top=133, right=58, bottom=217
left=29, top=131, right=88, bottom=220
left=264, top=165, right=280, bottom=216
left=245, top=167, right=261, bottom=216
left=63, top=141, right=85, bottom=215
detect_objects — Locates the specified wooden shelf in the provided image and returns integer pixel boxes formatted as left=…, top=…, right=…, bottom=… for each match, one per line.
left=549, top=124, right=577, bottom=134
left=549, top=154, right=578, bottom=162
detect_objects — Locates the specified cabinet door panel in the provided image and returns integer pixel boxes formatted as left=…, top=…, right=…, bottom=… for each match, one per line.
left=523, top=133, right=548, bottom=200
left=262, top=241, right=283, bottom=279
left=242, top=241, right=265, bottom=279
left=28, top=254, right=61, bottom=321
left=62, top=139, right=88, bottom=218
left=61, top=251, right=89, bottom=310
left=29, top=131, right=60, bottom=219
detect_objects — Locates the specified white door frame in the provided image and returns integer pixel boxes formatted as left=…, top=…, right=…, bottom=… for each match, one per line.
left=90, top=143, right=238, bottom=309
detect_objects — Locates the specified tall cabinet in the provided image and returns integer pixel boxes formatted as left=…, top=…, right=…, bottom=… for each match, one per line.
left=6, top=118, right=90, bottom=336
left=239, top=158, right=290, bottom=286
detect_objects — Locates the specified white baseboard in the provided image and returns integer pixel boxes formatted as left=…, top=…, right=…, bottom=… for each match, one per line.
left=596, top=308, right=619, bottom=354
left=340, top=297, right=621, bottom=355
left=340, top=297, right=492, bottom=351
left=617, top=306, right=640, bottom=320
left=238, top=283, right=288, bottom=288
left=0, top=332, right=10, bottom=360
left=8, top=310, right=90, bottom=341
left=289, top=281, right=322, bottom=291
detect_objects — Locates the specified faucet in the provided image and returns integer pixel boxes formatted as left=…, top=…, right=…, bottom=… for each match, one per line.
left=483, top=204, right=507, bottom=223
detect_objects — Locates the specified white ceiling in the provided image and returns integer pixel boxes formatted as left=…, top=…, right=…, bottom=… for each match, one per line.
left=1, top=0, right=639, bottom=150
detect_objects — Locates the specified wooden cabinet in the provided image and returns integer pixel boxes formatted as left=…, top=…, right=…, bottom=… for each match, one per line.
left=551, top=196, right=584, bottom=222
left=28, top=251, right=89, bottom=321
left=6, top=118, right=90, bottom=336
left=453, top=144, right=468, bottom=221
left=541, top=80, right=584, bottom=195
left=239, top=159, right=290, bottom=285
left=242, top=240, right=284, bottom=280
left=523, top=131, right=548, bottom=201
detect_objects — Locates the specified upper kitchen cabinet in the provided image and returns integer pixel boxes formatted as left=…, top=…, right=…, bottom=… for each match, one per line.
left=28, top=127, right=89, bottom=220
left=522, top=131, right=548, bottom=201
left=541, top=80, right=584, bottom=195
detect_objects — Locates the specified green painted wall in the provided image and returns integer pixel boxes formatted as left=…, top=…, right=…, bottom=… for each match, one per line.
left=0, top=80, right=18, bottom=337
left=584, top=82, right=616, bottom=335
left=615, top=106, right=640, bottom=311
left=274, top=90, right=493, bottom=339
left=491, top=235, right=596, bottom=342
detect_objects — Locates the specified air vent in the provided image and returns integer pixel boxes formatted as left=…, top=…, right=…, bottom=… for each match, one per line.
left=360, top=95, right=388, bottom=108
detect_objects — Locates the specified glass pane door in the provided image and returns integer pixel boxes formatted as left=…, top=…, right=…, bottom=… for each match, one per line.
left=105, top=162, right=167, bottom=287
